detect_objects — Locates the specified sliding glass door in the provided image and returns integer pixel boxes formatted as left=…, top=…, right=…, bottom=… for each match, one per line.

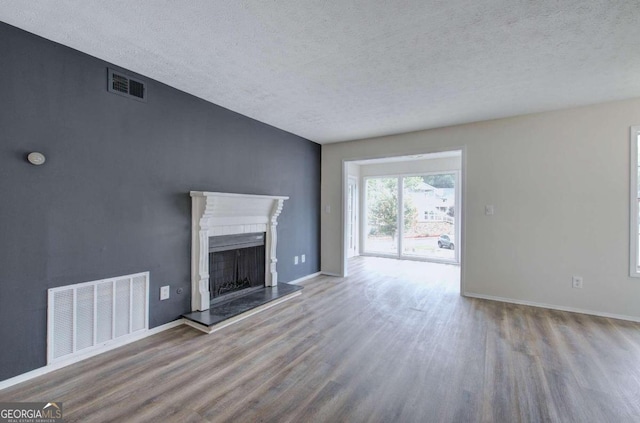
left=364, top=173, right=458, bottom=262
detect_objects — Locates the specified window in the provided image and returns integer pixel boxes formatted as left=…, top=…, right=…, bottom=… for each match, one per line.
left=630, top=126, right=640, bottom=277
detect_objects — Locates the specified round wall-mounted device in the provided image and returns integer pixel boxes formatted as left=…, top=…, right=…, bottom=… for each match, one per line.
left=27, top=152, right=46, bottom=165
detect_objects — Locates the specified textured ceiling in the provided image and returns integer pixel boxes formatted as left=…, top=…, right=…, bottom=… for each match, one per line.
left=2, top=1, right=640, bottom=144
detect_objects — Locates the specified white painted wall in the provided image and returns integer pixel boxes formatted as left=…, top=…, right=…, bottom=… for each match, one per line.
left=347, top=162, right=361, bottom=178
left=322, top=97, right=640, bottom=320
left=359, top=156, right=461, bottom=177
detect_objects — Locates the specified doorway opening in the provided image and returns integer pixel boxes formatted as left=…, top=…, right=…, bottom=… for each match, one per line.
left=342, top=149, right=463, bottom=285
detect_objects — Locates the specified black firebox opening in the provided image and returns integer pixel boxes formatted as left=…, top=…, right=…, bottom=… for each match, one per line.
left=208, top=233, right=266, bottom=301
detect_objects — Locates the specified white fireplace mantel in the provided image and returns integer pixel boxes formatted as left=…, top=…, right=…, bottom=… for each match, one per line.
left=190, top=191, right=289, bottom=311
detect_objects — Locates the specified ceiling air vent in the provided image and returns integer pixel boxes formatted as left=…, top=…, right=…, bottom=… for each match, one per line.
left=107, top=68, right=146, bottom=102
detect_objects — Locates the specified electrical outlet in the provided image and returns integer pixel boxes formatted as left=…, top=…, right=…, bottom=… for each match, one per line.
left=572, top=276, right=583, bottom=289
left=294, top=256, right=299, bottom=265
left=160, top=285, right=170, bottom=300
left=301, top=254, right=306, bottom=263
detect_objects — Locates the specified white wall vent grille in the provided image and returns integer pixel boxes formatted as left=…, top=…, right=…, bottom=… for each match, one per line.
left=47, top=272, right=149, bottom=364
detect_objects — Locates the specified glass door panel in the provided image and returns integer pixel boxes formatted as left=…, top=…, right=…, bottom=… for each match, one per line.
left=364, top=177, right=398, bottom=255
left=402, top=174, right=456, bottom=260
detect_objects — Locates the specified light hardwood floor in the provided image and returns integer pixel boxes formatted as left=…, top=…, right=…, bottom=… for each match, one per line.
left=2, top=257, right=640, bottom=422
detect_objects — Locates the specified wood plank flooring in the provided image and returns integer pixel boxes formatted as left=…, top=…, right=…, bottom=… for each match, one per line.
left=2, top=257, right=640, bottom=422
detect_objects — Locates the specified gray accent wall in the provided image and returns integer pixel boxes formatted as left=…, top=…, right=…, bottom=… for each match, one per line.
left=0, top=23, right=321, bottom=382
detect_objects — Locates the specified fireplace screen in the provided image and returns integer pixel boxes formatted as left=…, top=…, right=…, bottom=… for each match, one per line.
left=208, top=233, right=266, bottom=300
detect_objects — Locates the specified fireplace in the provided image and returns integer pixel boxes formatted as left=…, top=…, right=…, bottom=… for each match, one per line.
left=190, top=191, right=288, bottom=311
left=209, top=232, right=266, bottom=300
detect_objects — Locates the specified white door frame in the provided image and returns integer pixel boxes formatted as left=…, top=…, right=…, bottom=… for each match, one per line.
left=347, top=176, right=359, bottom=258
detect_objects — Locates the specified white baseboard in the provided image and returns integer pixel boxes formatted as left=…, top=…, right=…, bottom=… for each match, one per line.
left=0, top=320, right=184, bottom=391
left=287, top=272, right=322, bottom=284
left=463, top=292, right=640, bottom=323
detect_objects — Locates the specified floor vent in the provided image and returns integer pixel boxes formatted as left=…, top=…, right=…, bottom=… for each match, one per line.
left=107, top=68, right=147, bottom=101
left=47, top=272, right=149, bottom=364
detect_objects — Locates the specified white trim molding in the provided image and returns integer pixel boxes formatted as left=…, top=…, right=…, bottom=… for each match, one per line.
left=287, top=272, right=322, bottom=285
left=464, top=292, right=640, bottom=323
left=320, top=271, right=343, bottom=277
left=630, top=126, right=640, bottom=277
left=190, top=191, right=289, bottom=311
